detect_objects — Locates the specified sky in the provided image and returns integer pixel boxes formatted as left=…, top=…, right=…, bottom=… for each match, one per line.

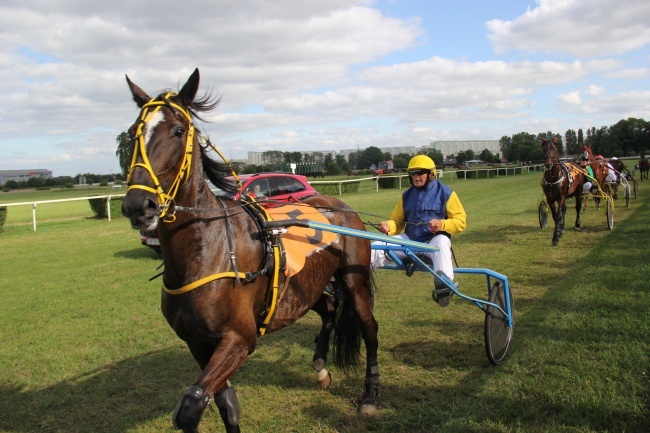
left=1, top=0, right=649, bottom=177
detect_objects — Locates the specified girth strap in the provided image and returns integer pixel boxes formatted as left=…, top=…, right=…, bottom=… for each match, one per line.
left=162, top=272, right=248, bottom=295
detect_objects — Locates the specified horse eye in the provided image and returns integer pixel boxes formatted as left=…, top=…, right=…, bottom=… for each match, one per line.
left=174, top=127, right=185, bottom=138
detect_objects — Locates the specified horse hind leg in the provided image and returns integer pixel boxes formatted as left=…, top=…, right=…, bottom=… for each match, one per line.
left=335, top=270, right=380, bottom=417
left=311, top=290, right=338, bottom=389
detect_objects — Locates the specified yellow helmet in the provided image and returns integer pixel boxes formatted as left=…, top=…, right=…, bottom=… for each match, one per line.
left=407, top=155, right=436, bottom=177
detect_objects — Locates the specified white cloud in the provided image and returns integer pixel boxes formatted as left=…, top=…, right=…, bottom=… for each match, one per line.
left=585, top=85, right=605, bottom=96
left=558, top=91, right=582, bottom=105
left=0, top=0, right=648, bottom=176
left=486, top=0, right=650, bottom=57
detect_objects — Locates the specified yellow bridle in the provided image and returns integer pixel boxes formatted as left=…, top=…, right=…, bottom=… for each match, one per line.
left=126, top=92, right=195, bottom=221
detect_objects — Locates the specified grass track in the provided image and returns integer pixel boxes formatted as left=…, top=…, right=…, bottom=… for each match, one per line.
left=1, top=172, right=648, bottom=433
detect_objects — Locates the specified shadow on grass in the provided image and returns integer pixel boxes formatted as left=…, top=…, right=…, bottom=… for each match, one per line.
left=0, top=349, right=194, bottom=433
left=114, top=247, right=162, bottom=260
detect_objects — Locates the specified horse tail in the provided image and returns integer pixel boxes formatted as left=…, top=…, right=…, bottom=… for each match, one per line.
left=331, top=270, right=377, bottom=372
left=331, top=297, right=362, bottom=372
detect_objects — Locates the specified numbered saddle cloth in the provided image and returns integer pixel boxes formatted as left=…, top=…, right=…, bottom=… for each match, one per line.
left=265, top=204, right=338, bottom=277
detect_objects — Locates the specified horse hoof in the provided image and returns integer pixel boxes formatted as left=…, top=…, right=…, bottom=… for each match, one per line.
left=315, top=368, right=331, bottom=390
left=312, top=358, right=325, bottom=372
left=552, top=240, right=559, bottom=246
left=358, top=404, right=377, bottom=417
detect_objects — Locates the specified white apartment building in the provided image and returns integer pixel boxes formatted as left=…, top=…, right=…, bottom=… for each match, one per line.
left=429, top=140, right=501, bottom=158
left=339, top=146, right=418, bottom=161
left=247, top=150, right=337, bottom=166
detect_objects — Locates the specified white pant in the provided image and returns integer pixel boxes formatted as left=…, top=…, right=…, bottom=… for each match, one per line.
left=583, top=181, right=592, bottom=194
left=371, top=233, right=454, bottom=280
left=606, top=171, right=617, bottom=183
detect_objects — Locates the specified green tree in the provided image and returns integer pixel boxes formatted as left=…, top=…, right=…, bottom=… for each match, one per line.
left=393, top=156, right=408, bottom=170
left=326, top=162, right=341, bottom=176
left=422, top=149, right=444, bottom=166
left=262, top=151, right=285, bottom=170
left=479, top=148, right=495, bottom=163
left=115, top=131, right=132, bottom=178
left=347, top=151, right=361, bottom=169
left=359, top=146, right=384, bottom=169
left=284, top=152, right=303, bottom=163
left=578, top=129, right=584, bottom=147
left=564, top=129, right=579, bottom=155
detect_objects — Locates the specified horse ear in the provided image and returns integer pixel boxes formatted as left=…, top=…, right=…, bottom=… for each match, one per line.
left=178, top=68, right=200, bottom=105
left=125, top=75, right=150, bottom=108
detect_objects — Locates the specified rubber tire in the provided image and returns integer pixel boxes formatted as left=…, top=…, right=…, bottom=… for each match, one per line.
left=606, top=199, right=614, bottom=230
left=538, top=201, right=548, bottom=229
left=633, top=180, right=638, bottom=199
left=484, top=281, right=514, bottom=365
left=624, top=184, right=630, bottom=208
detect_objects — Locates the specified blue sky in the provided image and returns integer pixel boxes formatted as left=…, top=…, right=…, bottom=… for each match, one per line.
left=0, top=0, right=648, bottom=176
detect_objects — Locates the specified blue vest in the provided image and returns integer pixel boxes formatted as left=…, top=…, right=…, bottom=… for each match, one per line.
left=402, top=180, right=452, bottom=242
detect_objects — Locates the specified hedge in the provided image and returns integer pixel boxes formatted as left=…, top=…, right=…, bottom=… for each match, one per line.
left=88, top=196, right=124, bottom=219
left=0, top=206, right=6, bottom=232
left=377, top=177, right=400, bottom=189
left=312, top=181, right=360, bottom=195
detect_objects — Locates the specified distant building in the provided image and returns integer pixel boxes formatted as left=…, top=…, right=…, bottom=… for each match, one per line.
left=429, top=140, right=501, bottom=158
left=339, top=146, right=418, bottom=161
left=0, top=169, right=53, bottom=186
left=247, top=150, right=336, bottom=166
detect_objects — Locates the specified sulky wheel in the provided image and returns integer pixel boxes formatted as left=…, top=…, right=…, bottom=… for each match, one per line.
left=606, top=199, right=614, bottom=230
left=484, top=281, right=514, bottom=365
left=633, top=179, right=638, bottom=199
left=538, top=201, right=548, bottom=229
left=624, top=183, right=630, bottom=208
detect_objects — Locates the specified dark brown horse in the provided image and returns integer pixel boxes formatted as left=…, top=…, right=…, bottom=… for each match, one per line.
left=639, top=156, right=649, bottom=181
left=541, top=137, right=584, bottom=246
left=121, top=69, right=379, bottom=433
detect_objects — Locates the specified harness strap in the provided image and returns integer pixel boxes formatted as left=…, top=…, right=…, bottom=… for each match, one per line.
left=258, top=243, right=281, bottom=336
left=162, top=272, right=248, bottom=295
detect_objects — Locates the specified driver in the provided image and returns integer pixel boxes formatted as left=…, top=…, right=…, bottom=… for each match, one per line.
left=578, top=153, right=596, bottom=211
left=370, top=155, right=467, bottom=307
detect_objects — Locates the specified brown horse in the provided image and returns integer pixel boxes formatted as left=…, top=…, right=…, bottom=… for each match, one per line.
left=639, top=156, right=649, bottom=181
left=581, top=145, right=610, bottom=208
left=121, top=69, right=379, bottom=433
left=541, top=137, right=584, bottom=246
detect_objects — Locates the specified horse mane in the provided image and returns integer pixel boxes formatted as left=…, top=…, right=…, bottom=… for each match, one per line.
left=201, top=150, right=239, bottom=195
left=155, top=89, right=220, bottom=122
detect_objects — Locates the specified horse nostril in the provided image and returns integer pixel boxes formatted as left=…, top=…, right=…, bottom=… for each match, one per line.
left=143, top=198, right=158, bottom=219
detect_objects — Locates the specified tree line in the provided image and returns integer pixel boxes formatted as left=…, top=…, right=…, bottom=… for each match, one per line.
left=500, top=118, right=650, bottom=163
left=10, top=116, right=644, bottom=190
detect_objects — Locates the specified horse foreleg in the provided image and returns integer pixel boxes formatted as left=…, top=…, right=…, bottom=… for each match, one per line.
left=174, top=334, right=251, bottom=433
left=574, top=195, right=582, bottom=229
left=549, top=202, right=561, bottom=246
left=311, top=292, right=338, bottom=389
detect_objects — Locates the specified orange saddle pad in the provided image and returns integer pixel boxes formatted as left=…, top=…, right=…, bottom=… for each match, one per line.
left=265, top=204, right=338, bottom=277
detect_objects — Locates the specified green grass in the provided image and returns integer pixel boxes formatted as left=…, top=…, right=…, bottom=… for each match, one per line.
left=1, top=172, right=648, bottom=433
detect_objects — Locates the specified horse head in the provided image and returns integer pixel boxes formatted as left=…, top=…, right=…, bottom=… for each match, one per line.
left=121, top=69, right=221, bottom=230
left=541, top=137, right=559, bottom=169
